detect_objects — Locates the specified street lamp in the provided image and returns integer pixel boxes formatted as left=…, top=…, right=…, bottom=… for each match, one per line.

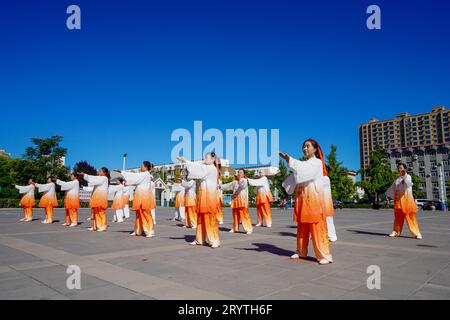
left=437, top=163, right=447, bottom=212
left=122, top=153, right=127, bottom=171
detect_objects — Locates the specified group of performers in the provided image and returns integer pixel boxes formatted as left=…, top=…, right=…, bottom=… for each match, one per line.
left=14, top=139, right=423, bottom=265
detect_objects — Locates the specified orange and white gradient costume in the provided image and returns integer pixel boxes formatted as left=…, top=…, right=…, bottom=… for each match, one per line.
left=123, top=185, right=133, bottom=218
left=216, top=184, right=224, bottom=225
left=322, top=176, right=337, bottom=242
left=185, top=160, right=220, bottom=247
left=83, top=174, right=109, bottom=231
left=248, top=176, right=274, bottom=227
left=150, top=179, right=157, bottom=225
left=109, top=184, right=125, bottom=223
left=172, top=183, right=186, bottom=221
left=15, top=184, right=35, bottom=221
left=222, top=178, right=253, bottom=234
left=385, top=173, right=422, bottom=239
left=182, top=179, right=197, bottom=228
left=56, top=179, right=80, bottom=226
left=122, top=171, right=155, bottom=237
left=36, top=182, right=58, bottom=223
left=283, top=156, right=333, bottom=263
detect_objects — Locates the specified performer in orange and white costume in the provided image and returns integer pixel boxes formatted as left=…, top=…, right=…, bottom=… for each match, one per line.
left=172, top=179, right=185, bottom=222
left=385, top=162, right=422, bottom=239
left=216, top=182, right=224, bottom=225
left=150, top=178, right=157, bottom=225
left=56, top=173, right=80, bottom=227
left=15, top=179, right=35, bottom=222
left=36, top=178, right=59, bottom=224
left=177, top=153, right=220, bottom=248
left=109, top=182, right=125, bottom=223
left=280, top=138, right=333, bottom=265
left=121, top=161, right=155, bottom=237
left=222, top=170, right=253, bottom=234
left=79, top=168, right=110, bottom=232
left=248, top=173, right=274, bottom=228
left=322, top=174, right=337, bottom=242
left=123, top=182, right=133, bottom=219
left=182, top=178, right=197, bottom=228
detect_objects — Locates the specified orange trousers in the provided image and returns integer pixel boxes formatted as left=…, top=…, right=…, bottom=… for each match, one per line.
left=393, top=209, right=421, bottom=237
left=134, top=209, right=154, bottom=235
left=297, top=219, right=332, bottom=262
left=185, top=206, right=197, bottom=228
left=23, top=207, right=33, bottom=220
left=196, top=212, right=219, bottom=246
left=217, top=204, right=223, bottom=223
left=45, top=206, right=54, bottom=223
left=65, top=209, right=78, bottom=225
left=232, top=207, right=253, bottom=233
left=257, top=202, right=272, bottom=226
left=91, top=207, right=107, bottom=230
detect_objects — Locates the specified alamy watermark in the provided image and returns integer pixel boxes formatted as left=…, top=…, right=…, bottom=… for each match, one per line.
left=66, top=265, right=81, bottom=290
left=171, top=121, right=279, bottom=166
left=366, top=265, right=381, bottom=290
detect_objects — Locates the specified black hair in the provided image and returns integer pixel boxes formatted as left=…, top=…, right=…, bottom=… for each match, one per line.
left=397, top=162, right=407, bottom=172
left=101, top=167, right=111, bottom=182
left=143, top=161, right=153, bottom=171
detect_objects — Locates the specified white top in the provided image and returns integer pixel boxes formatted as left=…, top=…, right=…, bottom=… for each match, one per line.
left=83, top=174, right=109, bottom=194
left=122, top=171, right=153, bottom=195
left=56, top=179, right=79, bottom=196
left=248, top=176, right=271, bottom=194
left=15, top=185, right=34, bottom=197
left=35, top=182, right=56, bottom=196
left=385, top=174, right=414, bottom=199
left=282, top=156, right=323, bottom=194
left=182, top=180, right=196, bottom=197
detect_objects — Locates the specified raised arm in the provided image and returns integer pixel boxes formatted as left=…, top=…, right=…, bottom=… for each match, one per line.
left=221, top=181, right=235, bottom=191
left=83, top=174, right=107, bottom=186
left=35, top=183, right=52, bottom=193
left=247, top=177, right=265, bottom=187
left=15, top=185, right=33, bottom=194
left=121, top=171, right=148, bottom=186
left=56, top=180, right=78, bottom=192
left=288, top=158, right=322, bottom=184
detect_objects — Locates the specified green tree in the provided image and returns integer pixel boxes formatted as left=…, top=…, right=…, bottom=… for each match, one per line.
left=358, top=144, right=396, bottom=208
left=23, top=135, right=69, bottom=182
left=73, top=160, right=97, bottom=186
left=326, top=145, right=355, bottom=201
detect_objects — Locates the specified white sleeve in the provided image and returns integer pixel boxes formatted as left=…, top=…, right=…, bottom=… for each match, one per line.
left=121, top=172, right=147, bottom=186
left=36, top=183, right=51, bottom=193
left=385, top=182, right=395, bottom=199
left=247, top=177, right=265, bottom=187
left=235, top=179, right=247, bottom=194
left=109, top=185, right=119, bottom=193
left=403, top=174, right=413, bottom=188
left=288, top=158, right=322, bottom=184
left=186, top=162, right=208, bottom=180
left=282, top=174, right=297, bottom=195
left=83, top=186, right=94, bottom=192
left=57, top=180, right=77, bottom=192
left=172, top=184, right=184, bottom=192
left=15, top=185, right=32, bottom=194
left=84, top=174, right=106, bottom=186
left=221, top=181, right=235, bottom=191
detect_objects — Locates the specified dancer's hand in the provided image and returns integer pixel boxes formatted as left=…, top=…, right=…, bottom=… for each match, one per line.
left=278, top=152, right=290, bottom=162
left=177, top=156, right=186, bottom=163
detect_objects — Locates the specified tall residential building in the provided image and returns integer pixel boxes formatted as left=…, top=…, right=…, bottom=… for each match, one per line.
left=359, top=106, right=450, bottom=200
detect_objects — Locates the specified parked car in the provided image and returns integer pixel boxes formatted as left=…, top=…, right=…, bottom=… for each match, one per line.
left=422, top=201, right=443, bottom=211
left=333, top=200, right=343, bottom=209
left=416, top=199, right=432, bottom=209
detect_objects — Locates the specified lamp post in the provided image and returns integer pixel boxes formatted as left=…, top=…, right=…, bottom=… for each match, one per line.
left=122, top=153, right=127, bottom=171
left=437, top=163, right=447, bottom=212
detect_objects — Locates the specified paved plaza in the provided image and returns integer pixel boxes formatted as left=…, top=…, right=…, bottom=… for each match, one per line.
left=0, top=207, right=449, bottom=300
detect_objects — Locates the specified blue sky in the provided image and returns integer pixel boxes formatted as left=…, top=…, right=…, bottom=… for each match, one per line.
left=1, top=0, right=449, bottom=172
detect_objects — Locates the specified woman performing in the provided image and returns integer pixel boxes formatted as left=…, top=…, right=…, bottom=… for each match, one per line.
left=78, top=168, right=110, bottom=232
left=177, top=153, right=221, bottom=248
left=121, top=161, right=156, bottom=237
left=36, top=178, right=59, bottom=224
left=15, top=179, right=35, bottom=222
left=385, top=162, right=422, bottom=239
left=248, top=173, right=274, bottom=228
left=57, top=173, right=80, bottom=227
left=280, top=138, right=333, bottom=265
left=172, top=178, right=185, bottom=222
left=109, top=180, right=125, bottom=223
left=182, top=178, right=197, bottom=228
left=221, top=170, right=253, bottom=234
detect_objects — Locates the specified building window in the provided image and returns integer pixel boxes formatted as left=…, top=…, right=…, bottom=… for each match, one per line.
left=431, top=172, right=437, bottom=177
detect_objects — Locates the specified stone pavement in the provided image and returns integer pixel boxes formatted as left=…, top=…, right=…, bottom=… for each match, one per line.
left=0, top=207, right=449, bottom=300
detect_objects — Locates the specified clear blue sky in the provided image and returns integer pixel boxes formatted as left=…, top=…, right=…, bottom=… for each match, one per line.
left=1, top=0, right=449, bottom=172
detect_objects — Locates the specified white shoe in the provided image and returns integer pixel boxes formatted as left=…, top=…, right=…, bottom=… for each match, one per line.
left=144, top=232, right=155, bottom=238
left=416, top=234, right=423, bottom=240
left=246, top=230, right=253, bottom=235
left=41, top=220, right=48, bottom=224
left=192, top=225, right=197, bottom=229
left=266, top=224, right=272, bottom=228
left=87, top=217, right=91, bottom=221
left=211, top=243, right=220, bottom=248
left=329, top=238, right=337, bottom=242
left=218, top=221, right=223, bottom=225
left=69, top=224, right=77, bottom=227
left=228, top=229, right=235, bottom=233
left=129, top=232, right=137, bottom=236
left=189, top=240, right=200, bottom=246
left=255, top=223, right=262, bottom=227
left=389, top=231, right=399, bottom=237
left=97, top=228, right=107, bottom=232
left=19, top=218, right=26, bottom=222
left=88, top=227, right=95, bottom=231
left=319, top=259, right=331, bottom=265
left=61, top=223, right=68, bottom=226
left=290, top=253, right=300, bottom=259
